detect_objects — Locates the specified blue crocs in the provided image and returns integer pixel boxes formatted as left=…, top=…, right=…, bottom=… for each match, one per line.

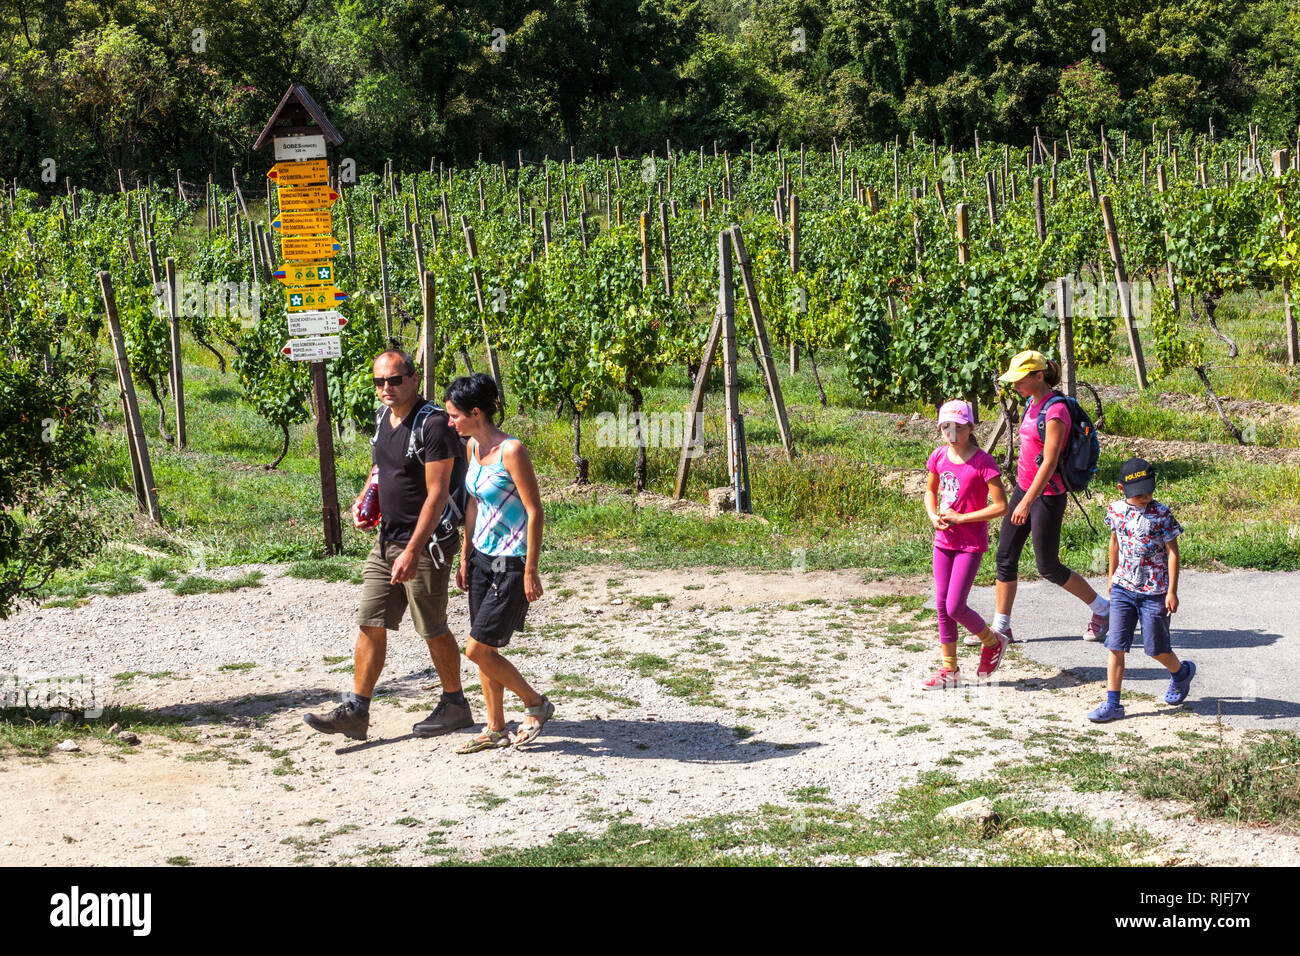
left=1165, top=660, right=1196, bottom=705
left=1087, top=700, right=1125, bottom=723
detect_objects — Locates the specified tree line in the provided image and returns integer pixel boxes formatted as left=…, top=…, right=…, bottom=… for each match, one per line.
left=3, top=0, right=1300, bottom=191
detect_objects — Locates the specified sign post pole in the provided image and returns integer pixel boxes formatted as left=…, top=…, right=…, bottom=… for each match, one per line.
left=312, top=360, right=343, bottom=554
left=256, top=83, right=347, bottom=555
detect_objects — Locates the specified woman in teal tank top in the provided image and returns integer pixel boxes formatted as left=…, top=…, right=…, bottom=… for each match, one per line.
left=444, top=374, right=554, bottom=752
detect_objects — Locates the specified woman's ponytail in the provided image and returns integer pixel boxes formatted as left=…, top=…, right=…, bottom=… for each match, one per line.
left=1043, top=359, right=1061, bottom=388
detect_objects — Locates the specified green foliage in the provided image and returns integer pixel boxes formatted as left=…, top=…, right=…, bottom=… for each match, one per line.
left=0, top=208, right=103, bottom=617
left=1149, top=289, right=1205, bottom=379
left=2, top=0, right=1295, bottom=187
left=1047, top=60, right=1122, bottom=135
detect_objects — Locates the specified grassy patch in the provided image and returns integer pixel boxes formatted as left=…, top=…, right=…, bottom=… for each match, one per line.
left=1136, top=726, right=1300, bottom=826
left=167, top=571, right=265, bottom=596
left=627, top=653, right=671, bottom=676
left=547, top=673, right=639, bottom=708
left=789, top=785, right=831, bottom=804
left=287, top=559, right=363, bottom=584
left=467, top=786, right=508, bottom=811
left=0, top=704, right=196, bottom=757
left=657, top=669, right=723, bottom=707
left=455, top=768, right=1153, bottom=866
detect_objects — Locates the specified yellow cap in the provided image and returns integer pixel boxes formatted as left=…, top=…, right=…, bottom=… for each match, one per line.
left=998, top=350, right=1049, bottom=383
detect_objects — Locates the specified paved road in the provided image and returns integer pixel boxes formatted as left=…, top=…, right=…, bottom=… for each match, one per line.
left=969, top=570, right=1300, bottom=732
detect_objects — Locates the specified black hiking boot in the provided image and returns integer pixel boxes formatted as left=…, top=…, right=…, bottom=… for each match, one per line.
left=413, top=697, right=474, bottom=738
left=303, top=700, right=369, bottom=740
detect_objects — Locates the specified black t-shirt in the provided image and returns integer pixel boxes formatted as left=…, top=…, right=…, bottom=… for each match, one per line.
left=372, top=398, right=466, bottom=545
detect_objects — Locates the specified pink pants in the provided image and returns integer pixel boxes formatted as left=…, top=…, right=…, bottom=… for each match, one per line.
left=933, top=546, right=987, bottom=644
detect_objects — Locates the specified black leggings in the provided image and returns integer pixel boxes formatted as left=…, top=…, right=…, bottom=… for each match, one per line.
left=995, top=485, right=1072, bottom=586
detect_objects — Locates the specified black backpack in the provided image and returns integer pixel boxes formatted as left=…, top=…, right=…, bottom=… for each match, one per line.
left=1034, top=392, right=1101, bottom=493
left=371, top=401, right=469, bottom=567
left=1034, top=391, right=1102, bottom=532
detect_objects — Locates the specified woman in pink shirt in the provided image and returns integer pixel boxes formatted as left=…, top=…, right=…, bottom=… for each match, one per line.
left=991, top=350, right=1111, bottom=645
left=922, top=400, right=1009, bottom=689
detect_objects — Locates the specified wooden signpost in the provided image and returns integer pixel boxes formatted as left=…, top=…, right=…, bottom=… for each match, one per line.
left=255, top=83, right=347, bottom=555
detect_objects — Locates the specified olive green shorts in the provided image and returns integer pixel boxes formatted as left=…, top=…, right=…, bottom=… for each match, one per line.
left=355, top=535, right=458, bottom=639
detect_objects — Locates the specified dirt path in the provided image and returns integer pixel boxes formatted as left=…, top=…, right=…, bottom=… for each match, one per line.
left=3, top=564, right=1298, bottom=866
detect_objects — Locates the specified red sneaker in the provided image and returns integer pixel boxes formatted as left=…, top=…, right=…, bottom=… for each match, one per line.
left=1083, top=612, right=1109, bottom=642
left=922, top=667, right=961, bottom=691
left=976, top=631, right=1010, bottom=678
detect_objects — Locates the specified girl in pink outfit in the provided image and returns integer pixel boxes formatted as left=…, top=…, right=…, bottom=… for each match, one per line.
left=922, top=400, right=1010, bottom=689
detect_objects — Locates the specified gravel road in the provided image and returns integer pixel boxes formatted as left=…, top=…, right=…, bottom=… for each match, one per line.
left=2, top=563, right=1298, bottom=866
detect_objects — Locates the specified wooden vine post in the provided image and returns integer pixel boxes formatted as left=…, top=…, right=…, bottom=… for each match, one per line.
left=729, top=226, right=795, bottom=461
left=377, top=222, right=392, bottom=339
left=718, top=230, right=746, bottom=511
left=789, top=191, right=800, bottom=373
left=421, top=270, right=437, bottom=397
left=164, top=256, right=186, bottom=448
left=659, top=202, right=673, bottom=296
left=1099, top=195, right=1149, bottom=390
left=100, top=272, right=162, bottom=523
left=639, top=211, right=651, bottom=289
left=1274, top=149, right=1299, bottom=365
left=459, top=214, right=505, bottom=398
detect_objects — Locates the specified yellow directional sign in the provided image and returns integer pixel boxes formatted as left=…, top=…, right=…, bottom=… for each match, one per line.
left=286, top=286, right=348, bottom=312
left=281, top=235, right=341, bottom=261
left=267, top=159, right=329, bottom=186
left=272, top=210, right=333, bottom=235
left=274, top=262, right=336, bottom=286
left=277, top=185, right=340, bottom=212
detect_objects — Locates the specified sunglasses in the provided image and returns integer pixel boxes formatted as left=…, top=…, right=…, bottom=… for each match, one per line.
left=373, top=375, right=407, bottom=388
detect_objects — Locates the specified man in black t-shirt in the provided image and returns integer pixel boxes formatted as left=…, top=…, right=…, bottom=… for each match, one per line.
left=304, top=349, right=473, bottom=741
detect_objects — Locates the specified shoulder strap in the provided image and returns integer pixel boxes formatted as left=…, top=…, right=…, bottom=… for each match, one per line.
left=496, top=436, right=519, bottom=465
left=1036, top=391, right=1067, bottom=439
left=407, top=401, right=440, bottom=458
left=370, top=405, right=386, bottom=445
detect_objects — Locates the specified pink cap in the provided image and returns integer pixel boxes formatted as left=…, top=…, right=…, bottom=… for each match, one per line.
left=938, top=400, right=974, bottom=425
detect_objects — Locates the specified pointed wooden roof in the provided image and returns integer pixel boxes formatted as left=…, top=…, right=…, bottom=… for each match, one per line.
left=254, top=83, right=344, bottom=149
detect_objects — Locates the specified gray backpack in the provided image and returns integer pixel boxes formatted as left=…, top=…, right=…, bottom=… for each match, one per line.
left=371, top=402, right=468, bottom=567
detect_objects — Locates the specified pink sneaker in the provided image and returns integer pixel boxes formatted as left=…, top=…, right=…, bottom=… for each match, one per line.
left=922, top=667, right=961, bottom=691
left=977, top=631, right=1010, bottom=678
left=1083, top=612, right=1108, bottom=642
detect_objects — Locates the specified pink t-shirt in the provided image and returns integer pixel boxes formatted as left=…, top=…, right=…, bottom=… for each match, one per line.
left=926, top=446, right=1002, bottom=553
left=1017, top=394, right=1070, bottom=495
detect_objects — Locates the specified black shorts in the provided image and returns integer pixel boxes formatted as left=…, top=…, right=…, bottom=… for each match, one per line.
left=467, top=550, right=529, bottom=647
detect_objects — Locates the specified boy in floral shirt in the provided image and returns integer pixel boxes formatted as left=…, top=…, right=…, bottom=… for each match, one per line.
left=1087, top=458, right=1195, bottom=722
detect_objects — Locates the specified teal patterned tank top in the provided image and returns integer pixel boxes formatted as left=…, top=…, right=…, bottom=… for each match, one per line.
left=465, top=438, right=529, bottom=557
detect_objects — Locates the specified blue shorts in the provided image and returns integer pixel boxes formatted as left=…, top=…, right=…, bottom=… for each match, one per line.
left=1105, top=585, right=1172, bottom=656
